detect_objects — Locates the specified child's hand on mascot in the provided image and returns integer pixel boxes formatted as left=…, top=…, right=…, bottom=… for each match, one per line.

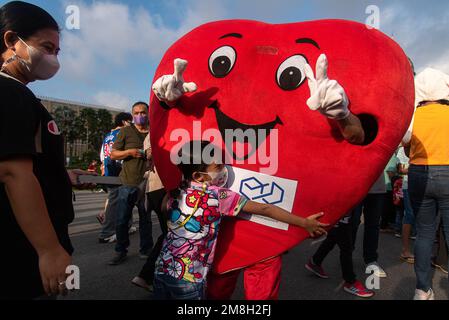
left=304, top=54, right=350, bottom=120
left=304, top=212, right=329, bottom=238
left=152, top=58, right=198, bottom=104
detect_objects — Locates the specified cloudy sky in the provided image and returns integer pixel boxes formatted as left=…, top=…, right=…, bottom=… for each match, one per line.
left=1, top=0, right=448, bottom=110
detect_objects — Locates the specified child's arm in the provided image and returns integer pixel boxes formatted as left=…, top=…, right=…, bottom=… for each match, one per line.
left=242, top=201, right=329, bottom=237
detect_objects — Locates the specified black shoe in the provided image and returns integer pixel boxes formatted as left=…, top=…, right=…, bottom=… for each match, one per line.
left=108, top=252, right=127, bottom=265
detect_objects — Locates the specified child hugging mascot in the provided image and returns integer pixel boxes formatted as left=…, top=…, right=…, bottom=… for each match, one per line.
left=149, top=19, right=414, bottom=300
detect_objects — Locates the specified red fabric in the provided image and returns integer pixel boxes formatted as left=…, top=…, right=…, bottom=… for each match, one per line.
left=207, top=256, right=282, bottom=300
left=150, top=19, right=415, bottom=274
left=393, top=177, right=403, bottom=206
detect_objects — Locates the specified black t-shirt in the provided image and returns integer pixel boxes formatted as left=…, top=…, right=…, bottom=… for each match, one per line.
left=0, top=75, right=74, bottom=299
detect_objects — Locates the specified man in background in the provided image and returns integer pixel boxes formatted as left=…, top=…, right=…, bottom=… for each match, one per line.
left=109, top=102, right=151, bottom=265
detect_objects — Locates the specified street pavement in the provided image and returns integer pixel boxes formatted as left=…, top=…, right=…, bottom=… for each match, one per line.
left=62, top=191, right=449, bottom=300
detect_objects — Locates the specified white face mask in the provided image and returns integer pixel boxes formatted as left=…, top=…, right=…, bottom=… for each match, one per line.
left=201, top=166, right=229, bottom=187
left=1, top=37, right=60, bottom=80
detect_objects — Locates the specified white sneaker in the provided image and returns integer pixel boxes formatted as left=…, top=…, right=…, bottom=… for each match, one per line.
left=98, top=234, right=116, bottom=243
left=128, top=226, right=137, bottom=235
left=366, top=262, right=387, bottom=278
left=413, top=288, right=435, bottom=300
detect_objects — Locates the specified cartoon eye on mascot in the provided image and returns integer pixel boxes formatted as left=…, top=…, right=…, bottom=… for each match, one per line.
left=149, top=19, right=414, bottom=300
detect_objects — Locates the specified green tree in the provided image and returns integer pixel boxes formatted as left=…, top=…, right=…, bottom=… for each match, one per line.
left=52, top=106, right=79, bottom=157
left=95, top=109, right=113, bottom=151
left=79, top=108, right=113, bottom=153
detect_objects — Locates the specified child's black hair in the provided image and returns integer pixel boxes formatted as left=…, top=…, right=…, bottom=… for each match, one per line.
left=114, top=112, right=132, bottom=127
left=170, top=140, right=219, bottom=198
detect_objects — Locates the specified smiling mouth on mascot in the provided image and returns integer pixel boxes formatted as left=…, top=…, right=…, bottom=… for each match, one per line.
left=150, top=19, right=415, bottom=274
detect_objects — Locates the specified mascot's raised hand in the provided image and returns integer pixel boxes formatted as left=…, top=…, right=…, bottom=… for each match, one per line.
left=304, top=54, right=350, bottom=120
left=152, top=58, right=198, bottom=105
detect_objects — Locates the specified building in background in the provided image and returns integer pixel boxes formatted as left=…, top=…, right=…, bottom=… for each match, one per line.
left=39, top=96, right=123, bottom=165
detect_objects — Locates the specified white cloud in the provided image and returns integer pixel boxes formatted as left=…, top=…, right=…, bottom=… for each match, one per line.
left=56, top=0, right=229, bottom=108
left=423, top=49, right=449, bottom=75
left=176, top=0, right=228, bottom=32
left=59, top=0, right=227, bottom=81
left=379, top=2, right=449, bottom=74
left=59, top=2, right=173, bottom=80
left=93, top=91, right=131, bottom=110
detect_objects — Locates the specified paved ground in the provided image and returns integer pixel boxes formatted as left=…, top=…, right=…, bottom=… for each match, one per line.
left=62, top=191, right=449, bottom=300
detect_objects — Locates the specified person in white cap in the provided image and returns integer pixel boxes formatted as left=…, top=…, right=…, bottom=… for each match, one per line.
left=402, top=67, right=449, bottom=300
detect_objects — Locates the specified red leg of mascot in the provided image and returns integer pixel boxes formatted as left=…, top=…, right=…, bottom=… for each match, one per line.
left=208, top=255, right=282, bottom=300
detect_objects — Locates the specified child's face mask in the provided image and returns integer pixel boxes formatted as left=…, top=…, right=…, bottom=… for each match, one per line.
left=201, top=166, right=229, bottom=187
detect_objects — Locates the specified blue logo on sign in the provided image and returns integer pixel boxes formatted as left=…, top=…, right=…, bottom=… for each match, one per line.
left=239, top=177, right=285, bottom=205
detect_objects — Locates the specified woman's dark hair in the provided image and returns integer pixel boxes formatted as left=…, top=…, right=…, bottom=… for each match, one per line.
left=0, top=1, right=60, bottom=54
left=114, top=112, right=133, bottom=127
left=170, top=140, right=219, bottom=198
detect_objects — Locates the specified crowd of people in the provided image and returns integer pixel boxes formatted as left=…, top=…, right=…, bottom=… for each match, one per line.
left=0, top=1, right=448, bottom=301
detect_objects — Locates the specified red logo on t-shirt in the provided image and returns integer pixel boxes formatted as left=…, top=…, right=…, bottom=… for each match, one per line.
left=47, top=120, right=61, bottom=135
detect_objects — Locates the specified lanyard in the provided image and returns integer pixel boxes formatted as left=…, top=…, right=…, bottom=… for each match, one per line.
left=174, top=183, right=207, bottom=230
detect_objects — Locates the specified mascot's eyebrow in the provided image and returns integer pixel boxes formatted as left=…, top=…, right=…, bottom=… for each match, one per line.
left=219, top=33, right=243, bottom=39
left=296, top=38, right=320, bottom=49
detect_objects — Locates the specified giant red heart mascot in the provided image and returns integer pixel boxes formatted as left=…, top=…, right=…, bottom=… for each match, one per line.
left=150, top=19, right=414, bottom=290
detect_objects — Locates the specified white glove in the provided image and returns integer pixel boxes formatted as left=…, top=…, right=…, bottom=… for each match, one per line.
left=152, top=58, right=198, bottom=103
left=304, top=54, right=350, bottom=120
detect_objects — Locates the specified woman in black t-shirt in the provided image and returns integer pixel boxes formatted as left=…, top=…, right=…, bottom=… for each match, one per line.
left=0, top=1, right=93, bottom=300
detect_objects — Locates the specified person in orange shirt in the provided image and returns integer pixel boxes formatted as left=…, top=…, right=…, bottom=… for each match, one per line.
left=402, top=68, right=449, bottom=300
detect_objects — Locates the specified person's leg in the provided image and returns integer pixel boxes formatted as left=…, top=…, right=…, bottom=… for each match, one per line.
left=381, top=191, right=393, bottom=230
left=152, top=273, right=170, bottom=300
left=243, top=255, right=282, bottom=300
left=402, top=189, right=415, bottom=258
left=153, top=273, right=205, bottom=300
left=388, top=190, right=398, bottom=226
left=207, top=270, right=241, bottom=300
left=134, top=189, right=168, bottom=286
left=394, top=206, right=404, bottom=234
left=151, top=189, right=168, bottom=235
left=362, top=193, right=383, bottom=264
left=312, top=227, right=338, bottom=266
left=137, top=195, right=152, bottom=255
left=99, top=187, right=119, bottom=239
left=167, top=276, right=205, bottom=300
left=432, top=223, right=441, bottom=264
left=409, top=166, right=438, bottom=292
left=144, top=191, right=154, bottom=233
left=114, top=186, right=135, bottom=254
left=336, top=222, right=357, bottom=284
left=138, top=234, right=165, bottom=284
left=435, top=167, right=449, bottom=273
left=434, top=224, right=448, bottom=272
left=351, top=204, right=363, bottom=251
